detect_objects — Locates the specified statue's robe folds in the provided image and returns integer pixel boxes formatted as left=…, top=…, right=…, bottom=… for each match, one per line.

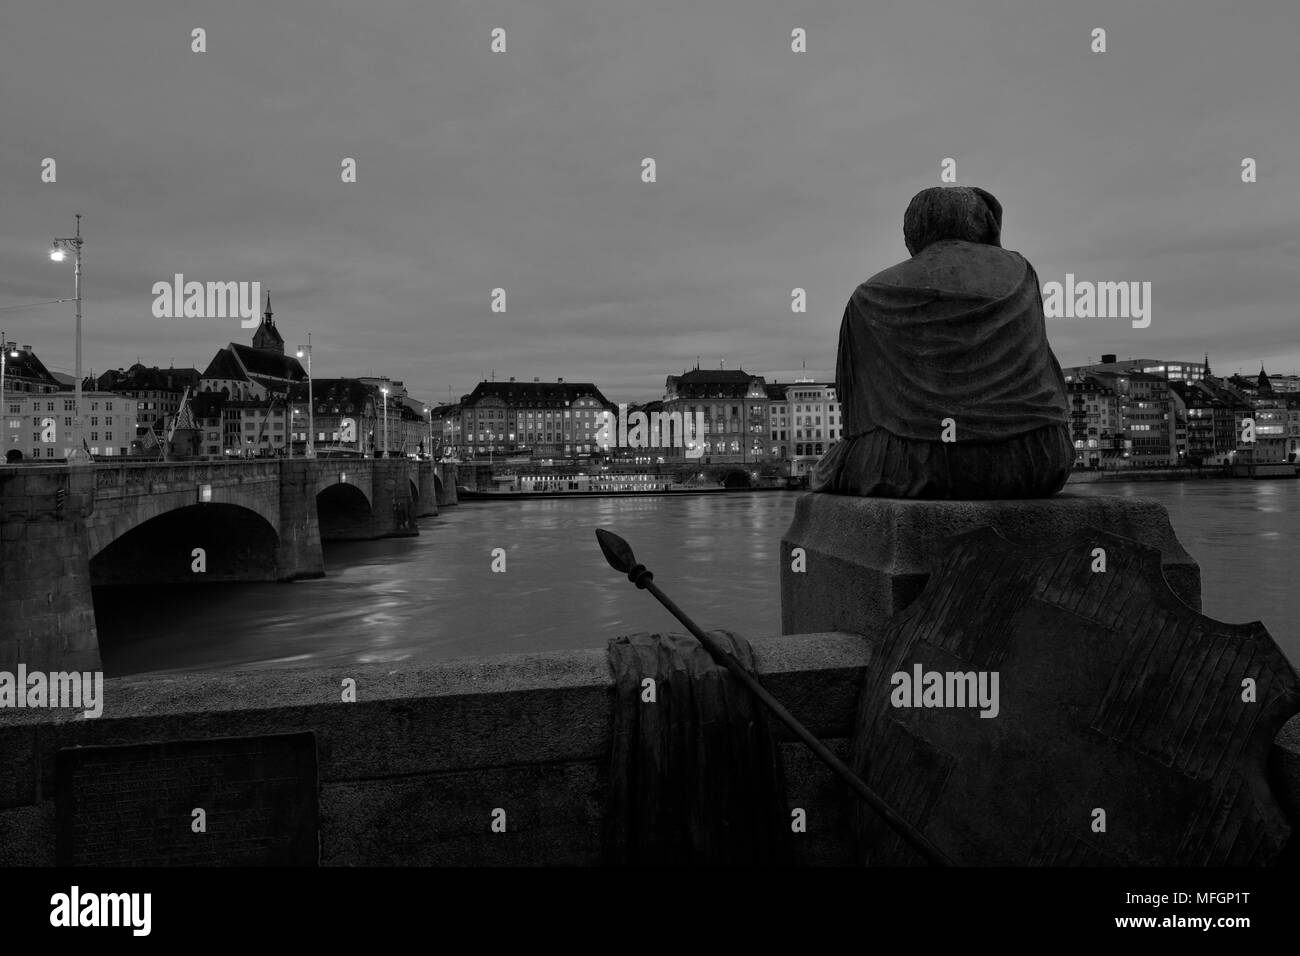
left=811, top=240, right=1073, bottom=499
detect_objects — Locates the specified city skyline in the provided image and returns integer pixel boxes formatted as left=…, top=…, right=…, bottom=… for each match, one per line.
left=3, top=0, right=1298, bottom=406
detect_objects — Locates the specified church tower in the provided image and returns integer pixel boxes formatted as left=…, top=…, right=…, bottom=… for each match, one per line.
left=252, top=290, right=285, bottom=354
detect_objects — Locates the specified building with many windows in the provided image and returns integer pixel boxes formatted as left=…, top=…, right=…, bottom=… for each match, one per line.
left=1167, top=379, right=1253, bottom=466
left=661, top=368, right=770, bottom=465
left=287, top=378, right=379, bottom=457
left=429, top=403, right=462, bottom=458
left=93, top=363, right=201, bottom=443
left=455, top=378, right=616, bottom=459
left=1066, top=377, right=1124, bottom=467
left=783, top=380, right=841, bottom=477
left=765, top=384, right=790, bottom=461
left=1063, top=355, right=1209, bottom=384
left=3, top=391, right=137, bottom=461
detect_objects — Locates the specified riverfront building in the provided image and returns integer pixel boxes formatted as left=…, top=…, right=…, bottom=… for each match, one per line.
left=287, top=378, right=379, bottom=457
left=455, top=378, right=616, bottom=459
left=765, top=384, right=790, bottom=461
left=92, top=364, right=201, bottom=443
left=0, top=341, right=62, bottom=396
left=1235, top=367, right=1300, bottom=462
left=1066, top=377, right=1124, bottom=467
left=429, top=403, right=461, bottom=457
left=1063, top=354, right=1209, bottom=384
left=2, top=390, right=137, bottom=461
left=1168, top=379, right=1254, bottom=465
left=661, top=367, right=770, bottom=465
left=1063, top=366, right=1178, bottom=467
left=783, top=380, right=841, bottom=478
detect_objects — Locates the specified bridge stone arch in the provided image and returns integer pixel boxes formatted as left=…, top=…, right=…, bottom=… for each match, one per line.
left=314, top=470, right=376, bottom=541
left=87, top=464, right=281, bottom=561
left=90, top=501, right=282, bottom=586
left=313, top=468, right=374, bottom=509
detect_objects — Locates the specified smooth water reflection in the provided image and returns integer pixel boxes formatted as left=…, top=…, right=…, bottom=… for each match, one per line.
left=96, top=483, right=1298, bottom=676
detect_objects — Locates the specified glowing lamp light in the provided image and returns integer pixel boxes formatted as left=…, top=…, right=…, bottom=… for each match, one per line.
left=197, top=483, right=212, bottom=503
left=340, top=472, right=348, bottom=484
left=49, top=247, right=66, bottom=262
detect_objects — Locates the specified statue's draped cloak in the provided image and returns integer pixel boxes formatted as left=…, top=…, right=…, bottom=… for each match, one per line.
left=812, top=240, right=1073, bottom=499
left=835, top=240, right=1069, bottom=443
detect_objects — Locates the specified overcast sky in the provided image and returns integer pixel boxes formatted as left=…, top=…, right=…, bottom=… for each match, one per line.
left=2, top=0, right=1297, bottom=404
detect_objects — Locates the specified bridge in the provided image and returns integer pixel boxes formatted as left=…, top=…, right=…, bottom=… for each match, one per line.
left=0, top=458, right=458, bottom=672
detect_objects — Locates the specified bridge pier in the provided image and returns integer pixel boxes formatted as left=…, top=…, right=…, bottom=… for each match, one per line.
left=437, top=462, right=459, bottom=507
left=371, top=459, right=418, bottom=538
left=414, top=460, right=439, bottom=517
left=0, top=468, right=100, bottom=672
left=276, top=461, right=325, bottom=580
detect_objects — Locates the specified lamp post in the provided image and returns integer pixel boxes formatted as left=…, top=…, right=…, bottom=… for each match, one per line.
left=424, top=406, right=431, bottom=458
left=380, top=386, right=389, bottom=458
left=0, top=333, right=16, bottom=401
left=296, top=333, right=314, bottom=458
left=0, top=336, right=17, bottom=458
left=49, top=214, right=85, bottom=464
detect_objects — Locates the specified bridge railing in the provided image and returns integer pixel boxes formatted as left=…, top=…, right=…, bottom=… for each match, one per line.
left=91, top=459, right=286, bottom=492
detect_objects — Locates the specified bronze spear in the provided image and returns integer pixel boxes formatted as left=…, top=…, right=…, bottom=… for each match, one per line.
left=594, top=527, right=952, bottom=867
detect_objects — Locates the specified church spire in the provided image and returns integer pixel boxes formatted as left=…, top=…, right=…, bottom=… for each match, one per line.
left=252, top=289, right=285, bottom=354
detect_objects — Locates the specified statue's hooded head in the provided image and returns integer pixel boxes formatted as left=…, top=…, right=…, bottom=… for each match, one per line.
left=903, top=186, right=1003, bottom=257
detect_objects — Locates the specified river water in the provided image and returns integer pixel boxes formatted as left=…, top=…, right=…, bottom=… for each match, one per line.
left=95, top=482, right=1299, bottom=676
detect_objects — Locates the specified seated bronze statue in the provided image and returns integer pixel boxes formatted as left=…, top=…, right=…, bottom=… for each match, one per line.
left=810, top=186, right=1073, bottom=499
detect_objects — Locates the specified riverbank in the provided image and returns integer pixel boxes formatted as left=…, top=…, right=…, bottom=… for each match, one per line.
left=456, top=486, right=732, bottom=500
left=1068, top=463, right=1298, bottom=483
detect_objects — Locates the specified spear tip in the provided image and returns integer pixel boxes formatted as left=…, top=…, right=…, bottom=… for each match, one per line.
left=595, top=528, right=637, bottom=574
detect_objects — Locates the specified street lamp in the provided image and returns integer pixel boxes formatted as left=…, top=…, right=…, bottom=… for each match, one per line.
left=424, top=406, right=431, bottom=458
left=0, top=334, right=17, bottom=402
left=49, top=214, right=86, bottom=464
left=0, top=336, right=18, bottom=457
left=380, top=386, right=389, bottom=458
left=295, top=333, right=314, bottom=458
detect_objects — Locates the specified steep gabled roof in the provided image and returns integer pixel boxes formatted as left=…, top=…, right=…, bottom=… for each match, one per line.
left=287, top=377, right=374, bottom=414
left=1, top=346, right=61, bottom=388
left=230, top=344, right=305, bottom=382
left=201, top=349, right=249, bottom=381
left=98, top=365, right=201, bottom=392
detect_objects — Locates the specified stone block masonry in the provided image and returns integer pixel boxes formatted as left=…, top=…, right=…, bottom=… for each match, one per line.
left=781, top=493, right=1201, bottom=637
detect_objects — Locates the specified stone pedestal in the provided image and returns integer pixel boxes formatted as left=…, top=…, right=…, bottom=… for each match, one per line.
left=781, top=493, right=1200, bottom=637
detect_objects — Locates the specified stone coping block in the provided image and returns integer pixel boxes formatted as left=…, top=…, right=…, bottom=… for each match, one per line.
left=781, top=492, right=1201, bottom=638
left=0, top=632, right=874, bottom=809
left=2, top=632, right=1298, bottom=863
